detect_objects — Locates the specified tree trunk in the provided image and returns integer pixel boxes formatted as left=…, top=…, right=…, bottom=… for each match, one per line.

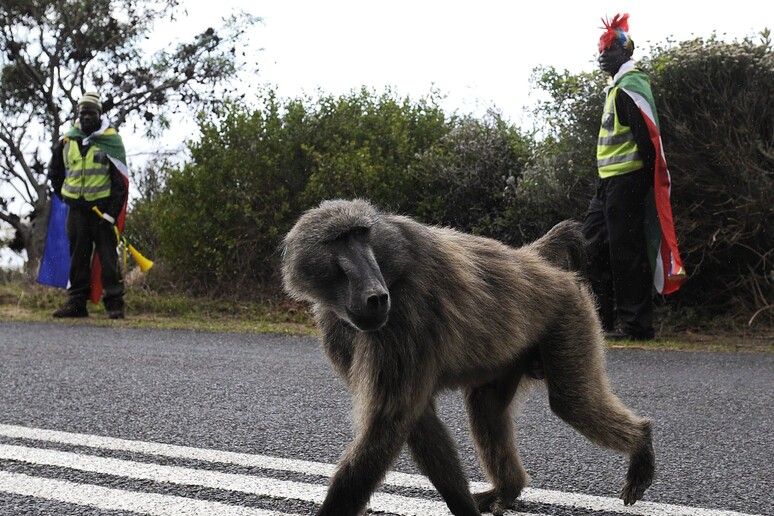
left=23, top=194, right=52, bottom=280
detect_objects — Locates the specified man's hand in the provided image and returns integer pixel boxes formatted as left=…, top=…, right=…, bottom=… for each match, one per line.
left=91, top=206, right=120, bottom=243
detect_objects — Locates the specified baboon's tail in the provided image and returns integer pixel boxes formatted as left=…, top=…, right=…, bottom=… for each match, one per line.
left=529, top=220, right=588, bottom=276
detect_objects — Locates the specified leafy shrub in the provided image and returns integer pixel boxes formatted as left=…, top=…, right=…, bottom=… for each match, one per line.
left=300, top=87, right=449, bottom=211
left=411, top=112, right=533, bottom=245
left=150, top=88, right=453, bottom=293
left=509, top=67, right=605, bottom=244
left=152, top=93, right=312, bottom=292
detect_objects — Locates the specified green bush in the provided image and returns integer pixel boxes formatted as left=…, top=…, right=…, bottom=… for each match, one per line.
left=300, top=87, right=449, bottom=211
left=411, top=112, right=533, bottom=245
left=502, top=67, right=604, bottom=244
left=148, top=88, right=456, bottom=293
left=152, top=93, right=312, bottom=292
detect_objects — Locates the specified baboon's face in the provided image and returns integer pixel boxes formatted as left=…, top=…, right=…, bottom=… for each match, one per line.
left=326, top=226, right=391, bottom=331
left=282, top=202, right=391, bottom=332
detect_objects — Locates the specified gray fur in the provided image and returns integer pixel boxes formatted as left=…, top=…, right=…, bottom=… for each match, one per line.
left=281, top=199, right=654, bottom=516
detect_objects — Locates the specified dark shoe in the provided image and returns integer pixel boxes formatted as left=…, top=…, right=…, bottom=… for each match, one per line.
left=108, top=309, right=125, bottom=320
left=53, top=304, right=88, bottom=318
left=604, top=328, right=654, bottom=341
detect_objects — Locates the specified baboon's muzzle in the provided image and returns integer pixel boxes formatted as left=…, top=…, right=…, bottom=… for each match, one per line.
left=346, top=289, right=390, bottom=331
left=341, top=238, right=391, bottom=332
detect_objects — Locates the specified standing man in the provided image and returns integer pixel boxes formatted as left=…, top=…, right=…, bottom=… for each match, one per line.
left=583, top=14, right=687, bottom=340
left=48, top=92, right=130, bottom=319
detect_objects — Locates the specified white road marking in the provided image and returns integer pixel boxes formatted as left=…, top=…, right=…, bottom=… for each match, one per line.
left=0, top=470, right=290, bottom=516
left=0, top=423, right=762, bottom=516
left=0, top=443, right=453, bottom=514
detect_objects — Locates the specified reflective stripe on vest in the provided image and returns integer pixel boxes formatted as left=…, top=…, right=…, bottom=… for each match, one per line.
left=61, top=140, right=112, bottom=201
left=596, top=86, right=643, bottom=178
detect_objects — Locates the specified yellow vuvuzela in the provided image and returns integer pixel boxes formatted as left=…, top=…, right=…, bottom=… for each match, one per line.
left=91, top=206, right=154, bottom=272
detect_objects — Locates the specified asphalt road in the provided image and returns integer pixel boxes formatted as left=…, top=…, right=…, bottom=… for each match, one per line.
left=0, top=321, right=771, bottom=516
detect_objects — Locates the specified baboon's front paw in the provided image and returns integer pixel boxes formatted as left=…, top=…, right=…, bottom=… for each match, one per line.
left=473, top=489, right=516, bottom=516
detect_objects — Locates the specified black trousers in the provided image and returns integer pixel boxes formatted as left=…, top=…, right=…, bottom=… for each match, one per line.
left=582, top=170, right=653, bottom=337
left=66, top=205, right=124, bottom=310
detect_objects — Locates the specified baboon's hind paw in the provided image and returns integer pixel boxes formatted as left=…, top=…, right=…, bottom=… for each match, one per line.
left=621, top=432, right=655, bottom=505
left=620, top=465, right=653, bottom=505
left=620, top=461, right=653, bottom=507
left=474, top=489, right=515, bottom=516
left=620, top=480, right=648, bottom=505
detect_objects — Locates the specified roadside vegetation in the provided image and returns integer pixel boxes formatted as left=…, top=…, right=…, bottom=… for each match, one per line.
left=0, top=270, right=315, bottom=336
left=1, top=271, right=770, bottom=353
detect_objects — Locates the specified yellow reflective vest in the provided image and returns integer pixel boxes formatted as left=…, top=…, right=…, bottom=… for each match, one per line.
left=596, top=87, right=644, bottom=178
left=61, top=139, right=112, bottom=202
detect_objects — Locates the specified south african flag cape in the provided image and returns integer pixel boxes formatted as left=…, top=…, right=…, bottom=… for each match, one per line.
left=615, top=68, right=687, bottom=294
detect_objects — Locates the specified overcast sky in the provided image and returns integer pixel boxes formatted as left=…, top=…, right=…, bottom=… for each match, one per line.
left=166, top=1, right=769, bottom=123
left=120, top=0, right=772, bottom=160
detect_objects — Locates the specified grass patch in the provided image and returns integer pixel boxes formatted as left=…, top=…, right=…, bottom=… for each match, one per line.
left=1, top=278, right=771, bottom=352
left=0, top=280, right=316, bottom=336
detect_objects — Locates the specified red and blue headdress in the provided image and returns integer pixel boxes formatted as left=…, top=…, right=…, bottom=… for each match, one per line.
left=599, top=13, right=633, bottom=52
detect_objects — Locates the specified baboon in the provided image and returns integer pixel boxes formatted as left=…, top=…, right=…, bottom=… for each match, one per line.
left=281, top=199, right=655, bottom=516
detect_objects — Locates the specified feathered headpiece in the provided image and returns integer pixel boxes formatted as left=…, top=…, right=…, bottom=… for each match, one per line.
left=599, top=13, right=633, bottom=52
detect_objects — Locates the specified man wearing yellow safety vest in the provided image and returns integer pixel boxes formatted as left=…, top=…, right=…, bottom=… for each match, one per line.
left=48, top=92, right=129, bottom=319
left=582, top=14, right=687, bottom=341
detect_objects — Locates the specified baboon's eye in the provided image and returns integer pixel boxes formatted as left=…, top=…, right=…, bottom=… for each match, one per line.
left=335, top=262, right=347, bottom=279
left=349, top=226, right=370, bottom=239
left=329, top=226, right=370, bottom=243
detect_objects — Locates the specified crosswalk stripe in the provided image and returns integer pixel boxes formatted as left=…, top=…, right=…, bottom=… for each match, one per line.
left=0, top=423, right=762, bottom=516
left=0, top=470, right=291, bottom=516
left=0, top=443, right=453, bottom=514
left=0, top=422, right=339, bottom=480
